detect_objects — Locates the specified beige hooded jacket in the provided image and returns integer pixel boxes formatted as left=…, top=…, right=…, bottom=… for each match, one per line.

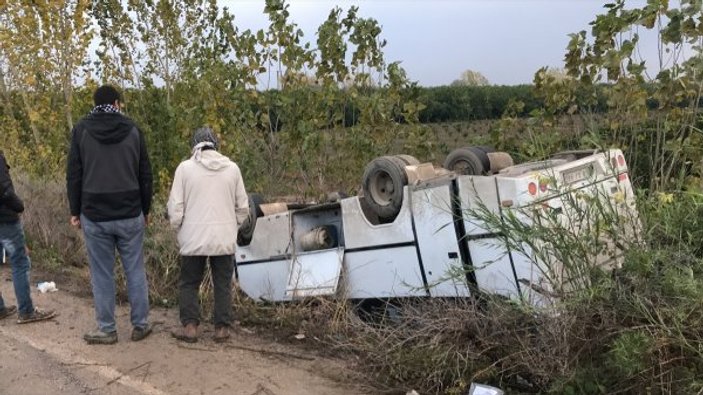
left=167, top=149, right=249, bottom=256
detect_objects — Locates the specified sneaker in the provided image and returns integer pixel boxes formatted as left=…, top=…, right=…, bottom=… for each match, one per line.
left=17, top=308, right=56, bottom=324
left=0, top=305, right=17, bottom=320
left=131, top=323, right=154, bottom=342
left=84, top=329, right=118, bottom=345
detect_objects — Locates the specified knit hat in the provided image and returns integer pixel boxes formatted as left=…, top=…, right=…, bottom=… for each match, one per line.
left=191, top=127, right=219, bottom=150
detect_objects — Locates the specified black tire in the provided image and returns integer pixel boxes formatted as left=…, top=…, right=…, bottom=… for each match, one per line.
left=362, top=156, right=408, bottom=220
left=249, top=193, right=265, bottom=217
left=237, top=193, right=265, bottom=246
left=466, top=146, right=495, bottom=173
left=450, top=146, right=495, bottom=172
left=395, top=154, right=420, bottom=166
left=443, top=147, right=488, bottom=175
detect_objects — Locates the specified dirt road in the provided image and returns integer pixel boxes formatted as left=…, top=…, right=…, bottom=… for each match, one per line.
left=0, top=269, right=368, bottom=395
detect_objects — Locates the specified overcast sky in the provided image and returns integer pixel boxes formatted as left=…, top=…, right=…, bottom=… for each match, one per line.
left=218, top=0, right=660, bottom=87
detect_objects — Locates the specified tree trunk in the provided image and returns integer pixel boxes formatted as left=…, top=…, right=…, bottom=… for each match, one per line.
left=0, top=67, right=14, bottom=118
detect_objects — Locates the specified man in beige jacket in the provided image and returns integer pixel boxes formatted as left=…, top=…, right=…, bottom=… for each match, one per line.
left=167, top=127, right=249, bottom=343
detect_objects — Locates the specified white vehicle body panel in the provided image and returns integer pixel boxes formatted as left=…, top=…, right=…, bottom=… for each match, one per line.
left=235, top=149, right=639, bottom=306
left=286, top=248, right=344, bottom=298
left=344, top=246, right=426, bottom=299
left=411, top=183, right=470, bottom=297
left=341, top=190, right=415, bottom=249
left=237, top=258, right=291, bottom=302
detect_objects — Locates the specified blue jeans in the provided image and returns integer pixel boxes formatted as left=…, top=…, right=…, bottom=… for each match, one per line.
left=81, top=214, right=149, bottom=332
left=0, top=220, right=33, bottom=315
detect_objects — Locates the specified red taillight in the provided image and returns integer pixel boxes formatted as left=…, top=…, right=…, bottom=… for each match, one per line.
left=617, top=155, right=625, bottom=166
left=528, top=182, right=537, bottom=195
left=618, top=173, right=628, bottom=182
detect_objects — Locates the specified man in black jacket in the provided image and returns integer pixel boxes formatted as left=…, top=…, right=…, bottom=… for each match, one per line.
left=67, top=85, right=154, bottom=345
left=0, top=151, right=56, bottom=323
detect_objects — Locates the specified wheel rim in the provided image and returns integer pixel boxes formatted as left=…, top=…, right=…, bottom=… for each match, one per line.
left=451, top=159, right=472, bottom=174
left=369, top=170, right=394, bottom=206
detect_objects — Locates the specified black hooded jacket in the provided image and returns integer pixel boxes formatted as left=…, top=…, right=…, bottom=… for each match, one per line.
left=0, top=151, right=24, bottom=223
left=66, top=112, right=153, bottom=222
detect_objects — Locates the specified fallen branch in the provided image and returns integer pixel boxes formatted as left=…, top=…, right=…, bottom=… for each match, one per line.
left=176, top=343, right=216, bottom=352
left=106, top=361, right=152, bottom=386
left=61, top=361, right=109, bottom=367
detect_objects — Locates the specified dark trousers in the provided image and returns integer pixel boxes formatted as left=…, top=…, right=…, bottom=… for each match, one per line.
left=179, top=255, right=234, bottom=328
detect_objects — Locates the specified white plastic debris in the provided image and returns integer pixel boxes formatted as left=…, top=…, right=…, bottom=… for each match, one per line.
left=37, top=281, right=58, bottom=293
left=468, top=383, right=504, bottom=395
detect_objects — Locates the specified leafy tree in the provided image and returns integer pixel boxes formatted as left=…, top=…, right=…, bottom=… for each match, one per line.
left=0, top=0, right=93, bottom=172
left=539, top=0, right=703, bottom=191
left=450, top=69, right=490, bottom=87
left=0, top=0, right=423, bottom=197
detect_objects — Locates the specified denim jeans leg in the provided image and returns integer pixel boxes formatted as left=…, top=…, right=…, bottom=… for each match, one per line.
left=179, top=256, right=206, bottom=326
left=210, top=255, right=234, bottom=328
left=0, top=221, right=33, bottom=315
left=114, top=215, right=149, bottom=329
left=81, top=215, right=117, bottom=333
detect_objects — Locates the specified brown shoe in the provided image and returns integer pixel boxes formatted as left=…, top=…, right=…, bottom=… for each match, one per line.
left=214, top=326, right=230, bottom=343
left=17, top=308, right=56, bottom=324
left=171, top=323, right=198, bottom=343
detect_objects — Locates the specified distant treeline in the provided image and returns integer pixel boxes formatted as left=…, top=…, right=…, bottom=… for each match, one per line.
left=202, top=83, right=668, bottom=132
left=261, top=85, right=553, bottom=131
left=414, top=84, right=698, bottom=123
left=417, top=85, right=543, bottom=122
